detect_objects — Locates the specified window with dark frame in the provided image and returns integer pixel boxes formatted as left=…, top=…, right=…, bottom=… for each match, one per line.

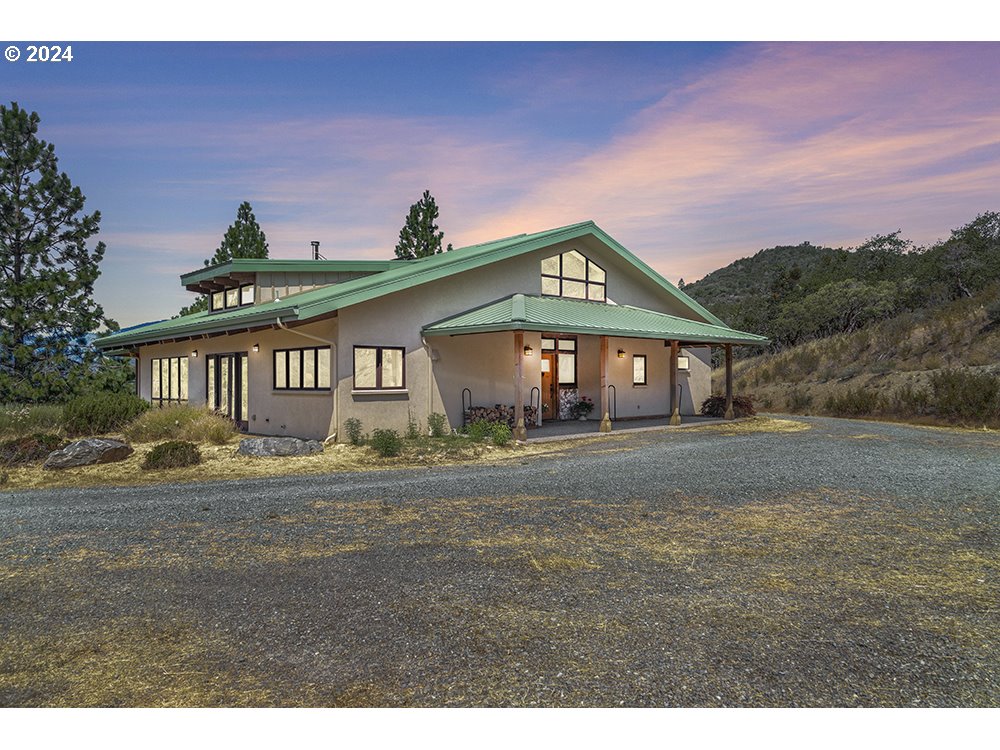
left=150, top=356, right=189, bottom=405
left=353, top=346, right=405, bottom=391
left=632, top=354, right=647, bottom=386
left=273, top=346, right=331, bottom=391
left=540, top=249, right=606, bottom=302
left=209, top=283, right=255, bottom=312
left=541, top=336, right=578, bottom=387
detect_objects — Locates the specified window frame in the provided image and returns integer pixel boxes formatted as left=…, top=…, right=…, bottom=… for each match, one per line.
left=632, top=354, right=648, bottom=387
left=150, top=356, right=189, bottom=405
left=540, top=250, right=607, bottom=302
left=352, top=345, right=406, bottom=391
left=209, top=282, right=256, bottom=312
left=541, top=335, right=578, bottom=388
left=272, top=345, right=332, bottom=391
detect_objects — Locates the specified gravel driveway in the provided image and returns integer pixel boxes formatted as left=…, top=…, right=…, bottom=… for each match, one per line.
left=1, top=415, right=998, bottom=706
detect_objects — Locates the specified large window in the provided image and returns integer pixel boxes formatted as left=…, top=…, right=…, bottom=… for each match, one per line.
left=210, top=283, right=255, bottom=312
left=541, top=336, right=577, bottom=387
left=274, top=346, right=331, bottom=390
left=150, top=356, right=188, bottom=405
left=541, top=249, right=606, bottom=302
left=353, top=346, right=405, bottom=391
left=633, top=354, right=647, bottom=386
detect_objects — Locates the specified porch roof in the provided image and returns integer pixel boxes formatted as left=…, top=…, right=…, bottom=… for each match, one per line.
left=421, top=294, right=769, bottom=346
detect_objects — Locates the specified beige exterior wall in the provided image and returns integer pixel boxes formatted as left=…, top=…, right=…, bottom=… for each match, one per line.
left=255, top=270, right=381, bottom=303
left=138, top=235, right=716, bottom=440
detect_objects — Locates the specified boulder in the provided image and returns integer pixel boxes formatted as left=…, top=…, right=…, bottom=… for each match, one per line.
left=44, top=438, right=134, bottom=470
left=237, top=437, right=324, bottom=457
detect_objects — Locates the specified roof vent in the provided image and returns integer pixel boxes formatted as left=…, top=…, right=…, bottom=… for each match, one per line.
left=311, top=241, right=325, bottom=260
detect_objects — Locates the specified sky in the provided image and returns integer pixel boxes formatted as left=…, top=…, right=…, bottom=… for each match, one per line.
left=3, top=40, right=1000, bottom=327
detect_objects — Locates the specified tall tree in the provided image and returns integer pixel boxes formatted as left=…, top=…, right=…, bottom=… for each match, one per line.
left=0, top=102, right=118, bottom=402
left=394, top=190, right=452, bottom=259
left=178, top=201, right=269, bottom=316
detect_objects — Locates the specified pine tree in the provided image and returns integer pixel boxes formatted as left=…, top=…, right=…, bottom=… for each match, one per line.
left=178, top=201, right=269, bottom=316
left=394, top=190, right=452, bottom=260
left=0, top=103, right=118, bottom=402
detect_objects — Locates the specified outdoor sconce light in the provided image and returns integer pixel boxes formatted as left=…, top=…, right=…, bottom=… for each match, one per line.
left=253, top=343, right=260, bottom=353
left=617, top=348, right=626, bottom=358
left=190, top=349, right=198, bottom=358
left=523, top=345, right=533, bottom=356
left=677, top=355, right=690, bottom=371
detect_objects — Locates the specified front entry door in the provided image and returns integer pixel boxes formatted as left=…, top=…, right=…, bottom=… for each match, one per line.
left=207, top=352, right=249, bottom=431
left=541, top=352, right=556, bottom=422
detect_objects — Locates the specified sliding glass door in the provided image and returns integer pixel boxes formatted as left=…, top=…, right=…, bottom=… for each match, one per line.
left=207, top=352, right=249, bottom=431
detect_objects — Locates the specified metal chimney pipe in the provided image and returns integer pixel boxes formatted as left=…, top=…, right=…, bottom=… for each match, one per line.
left=311, top=241, right=320, bottom=260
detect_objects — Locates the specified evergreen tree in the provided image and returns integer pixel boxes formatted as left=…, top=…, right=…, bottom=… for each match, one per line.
left=178, top=201, right=269, bottom=316
left=0, top=103, right=118, bottom=402
left=394, top=190, right=452, bottom=259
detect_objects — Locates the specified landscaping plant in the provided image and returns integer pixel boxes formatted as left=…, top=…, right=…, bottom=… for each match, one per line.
left=427, top=412, right=448, bottom=438
left=62, top=393, right=149, bottom=436
left=700, top=394, right=757, bottom=418
left=141, top=440, right=201, bottom=470
left=370, top=428, right=402, bottom=458
left=344, top=418, right=364, bottom=446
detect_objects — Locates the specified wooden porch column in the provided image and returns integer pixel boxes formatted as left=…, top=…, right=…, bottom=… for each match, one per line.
left=513, top=331, right=528, bottom=441
left=669, top=340, right=681, bottom=425
left=599, top=335, right=612, bottom=432
left=724, top=343, right=734, bottom=420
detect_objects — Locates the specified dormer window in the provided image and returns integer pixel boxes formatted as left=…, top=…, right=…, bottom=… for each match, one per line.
left=541, top=249, right=606, bottom=302
left=211, top=283, right=255, bottom=312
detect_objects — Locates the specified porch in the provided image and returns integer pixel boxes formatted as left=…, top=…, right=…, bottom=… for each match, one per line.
left=527, top=414, right=726, bottom=442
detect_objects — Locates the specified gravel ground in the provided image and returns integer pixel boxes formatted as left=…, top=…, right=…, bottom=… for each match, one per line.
left=1, top=415, right=998, bottom=707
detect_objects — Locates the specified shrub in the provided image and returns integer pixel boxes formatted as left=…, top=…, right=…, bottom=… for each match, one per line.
left=885, top=383, right=932, bottom=417
left=823, top=388, right=881, bottom=416
left=427, top=412, right=449, bottom=438
left=0, top=433, right=63, bottom=466
left=700, top=395, right=757, bottom=418
left=344, top=418, right=364, bottom=446
left=928, top=369, right=1000, bottom=421
left=405, top=411, right=421, bottom=440
left=465, top=418, right=492, bottom=441
left=141, top=440, right=201, bottom=470
left=490, top=422, right=512, bottom=447
left=785, top=387, right=813, bottom=413
left=0, top=404, right=64, bottom=437
left=124, top=404, right=235, bottom=444
left=63, top=393, right=149, bottom=436
left=370, top=428, right=402, bottom=458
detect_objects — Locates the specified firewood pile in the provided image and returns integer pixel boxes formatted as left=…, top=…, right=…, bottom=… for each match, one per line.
left=466, top=404, right=539, bottom=428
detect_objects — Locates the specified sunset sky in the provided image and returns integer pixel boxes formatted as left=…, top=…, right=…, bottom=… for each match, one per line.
left=4, top=41, right=999, bottom=327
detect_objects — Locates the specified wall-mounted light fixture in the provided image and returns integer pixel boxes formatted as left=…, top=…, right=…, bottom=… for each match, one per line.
left=252, top=343, right=260, bottom=353
left=190, top=349, right=198, bottom=358
left=677, top=355, right=690, bottom=371
left=617, top=348, right=626, bottom=359
left=523, top=345, right=533, bottom=356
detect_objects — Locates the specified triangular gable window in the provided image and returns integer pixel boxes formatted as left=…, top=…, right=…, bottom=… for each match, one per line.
left=540, top=249, right=606, bottom=302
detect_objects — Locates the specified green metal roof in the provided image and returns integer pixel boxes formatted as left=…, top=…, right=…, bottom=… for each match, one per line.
left=97, top=220, right=739, bottom=349
left=180, top=258, right=402, bottom=287
left=422, top=294, right=769, bottom=346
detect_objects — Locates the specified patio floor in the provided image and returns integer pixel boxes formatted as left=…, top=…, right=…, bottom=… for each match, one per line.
left=526, top=415, right=724, bottom=441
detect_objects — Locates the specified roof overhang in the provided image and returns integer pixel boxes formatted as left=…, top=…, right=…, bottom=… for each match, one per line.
left=180, top=258, right=400, bottom=292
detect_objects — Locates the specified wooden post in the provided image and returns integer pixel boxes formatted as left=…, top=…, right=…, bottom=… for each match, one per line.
left=669, top=340, right=681, bottom=425
left=724, top=343, right=734, bottom=420
left=599, top=335, right=612, bottom=432
left=513, top=331, right=528, bottom=441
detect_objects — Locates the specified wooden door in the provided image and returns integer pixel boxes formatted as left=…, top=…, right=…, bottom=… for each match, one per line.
left=541, top=352, right=556, bottom=421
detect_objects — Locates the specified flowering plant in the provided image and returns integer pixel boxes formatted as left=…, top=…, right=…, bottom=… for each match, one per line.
left=570, top=395, right=594, bottom=418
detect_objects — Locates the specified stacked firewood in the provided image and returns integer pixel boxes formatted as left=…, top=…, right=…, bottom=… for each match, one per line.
left=466, top=404, right=539, bottom=428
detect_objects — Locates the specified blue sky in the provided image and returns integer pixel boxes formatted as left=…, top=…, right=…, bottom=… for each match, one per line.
left=3, top=41, right=999, bottom=327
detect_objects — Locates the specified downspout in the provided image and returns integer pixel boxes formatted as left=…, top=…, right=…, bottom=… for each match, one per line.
left=276, top=315, right=339, bottom=443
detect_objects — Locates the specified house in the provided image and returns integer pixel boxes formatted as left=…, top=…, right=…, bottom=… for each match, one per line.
left=95, top=221, right=767, bottom=441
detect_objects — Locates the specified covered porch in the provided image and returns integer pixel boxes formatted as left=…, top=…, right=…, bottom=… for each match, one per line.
left=423, top=294, right=767, bottom=440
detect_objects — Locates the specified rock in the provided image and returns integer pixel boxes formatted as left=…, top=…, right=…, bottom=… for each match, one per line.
left=44, top=438, right=134, bottom=470
left=237, top=437, right=324, bottom=457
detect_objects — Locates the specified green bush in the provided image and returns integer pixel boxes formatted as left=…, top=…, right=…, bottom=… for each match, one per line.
left=700, top=395, right=757, bottom=418
left=344, top=418, right=364, bottom=446
left=885, top=383, right=932, bottom=417
left=465, top=418, right=492, bottom=441
left=63, top=393, right=149, bottom=436
left=427, top=412, right=449, bottom=438
left=141, top=440, right=201, bottom=470
left=823, top=388, right=881, bottom=416
left=370, top=428, right=402, bottom=457
left=490, top=422, right=512, bottom=447
left=785, top=387, right=813, bottom=413
left=0, top=433, right=63, bottom=466
left=124, top=404, right=235, bottom=444
left=928, top=369, right=1000, bottom=421
left=0, top=404, right=64, bottom=437
left=406, top=411, right=421, bottom=440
